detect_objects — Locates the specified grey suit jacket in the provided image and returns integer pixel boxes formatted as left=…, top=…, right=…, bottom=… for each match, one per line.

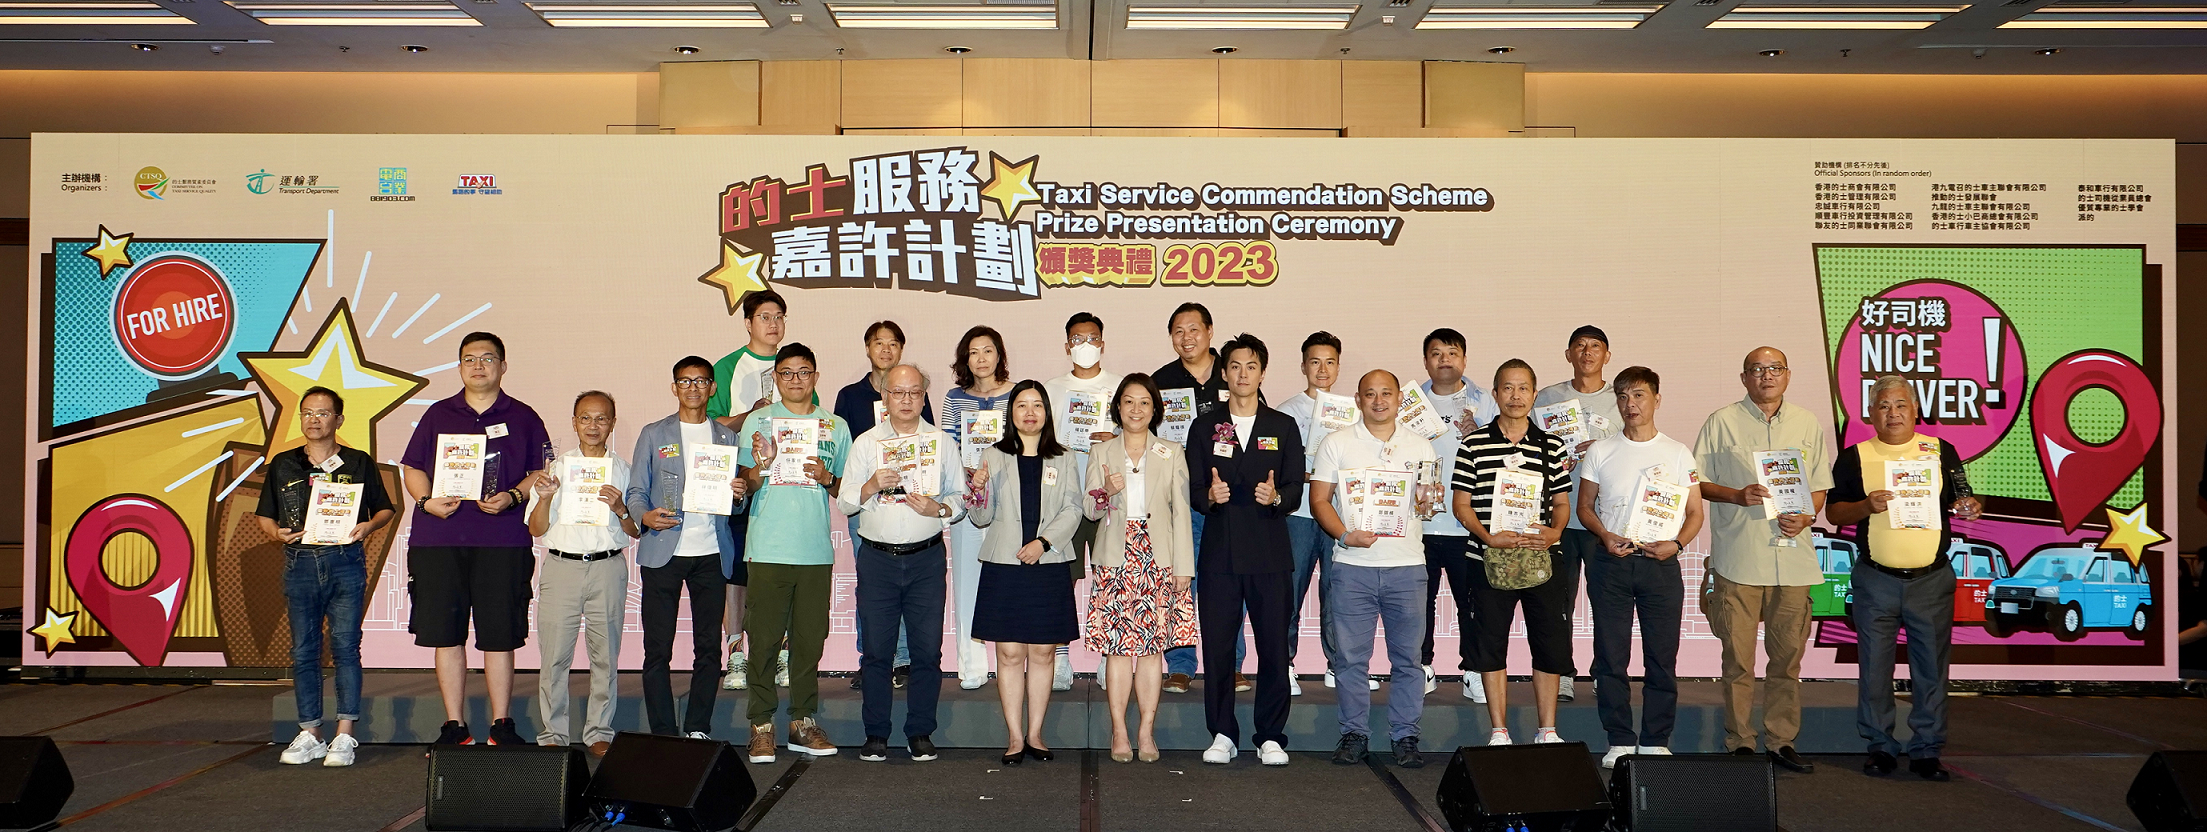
left=1082, top=435, right=1193, bottom=578
left=967, top=446, right=1083, bottom=565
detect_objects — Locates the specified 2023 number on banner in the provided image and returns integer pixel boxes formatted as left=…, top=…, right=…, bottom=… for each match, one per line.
left=1160, top=241, right=1278, bottom=286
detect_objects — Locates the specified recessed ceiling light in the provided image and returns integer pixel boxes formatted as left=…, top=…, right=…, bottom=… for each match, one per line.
left=1759, top=48, right=1784, bottom=56
left=2001, top=6, right=2207, bottom=27
left=1417, top=4, right=1665, bottom=29
left=825, top=3, right=1054, bottom=28
left=943, top=44, right=969, bottom=52
left=129, top=40, right=158, bottom=49
left=1211, top=44, right=1236, bottom=52
left=1487, top=44, right=1513, bottom=52
left=0, top=2, right=193, bottom=25
left=674, top=43, right=698, bottom=52
left=1709, top=5, right=1967, bottom=30
left=226, top=0, right=482, bottom=25
left=526, top=2, right=767, bottom=26
left=401, top=42, right=426, bottom=50
left=2035, top=45, right=2060, bottom=53
left=1126, top=6, right=1358, bottom=30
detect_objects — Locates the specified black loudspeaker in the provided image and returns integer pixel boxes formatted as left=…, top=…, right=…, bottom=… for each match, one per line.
left=425, top=745, right=590, bottom=832
left=1608, top=753, right=1776, bottom=832
left=0, top=736, right=72, bottom=829
left=1437, top=743, right=1611, bottom=832
left=584, top=732, right=756, bottom=832
left=2129, top=750, right=2207, bottom=831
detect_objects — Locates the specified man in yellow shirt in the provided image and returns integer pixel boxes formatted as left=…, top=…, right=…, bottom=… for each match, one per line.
left=1825, top=374, right=1982, bottom=783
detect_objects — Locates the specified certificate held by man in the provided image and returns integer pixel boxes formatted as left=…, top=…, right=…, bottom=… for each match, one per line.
left=431, top=434, right=487, bottom=499
left=1753, top=449, right=1814, bottom=520
left=1622, top=473, right=1688, bottom=546
left=960, top=410, right=1003, bottom=469
left=1157, top=388, right=1196, bottom=444
left=769, top=418, right=821, bottom=486
left=303, top=480, right=364, bottom=545
left=1490, top=467, right=1545, bottom=534
left=685, top=443, right=740, bottom=513
left=879, top=434, right=944, bottom=499
left=1360, top=469, right=1414, bottom=538
left=1884, top=459, right=1939, bottom=530
left=562, top=455, right=615, bottom=526
left=1396, top=385, right=1445, bottom=441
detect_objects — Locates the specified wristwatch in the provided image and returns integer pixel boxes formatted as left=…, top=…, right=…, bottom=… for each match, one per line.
left=937, top=504, right=952, bottom=519
left=415, top=496, right=430, bottom=512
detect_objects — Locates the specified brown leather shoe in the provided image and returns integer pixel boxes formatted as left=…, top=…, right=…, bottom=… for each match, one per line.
left=1234, top=672, right=1253, bottom=692
left=1163, top=673, right=1192, bottom=694
left=746, top=723, right=777, bottom=764
left=588, top=741, right=611, bottom=758
left=788, top=717, right=839, bottom=757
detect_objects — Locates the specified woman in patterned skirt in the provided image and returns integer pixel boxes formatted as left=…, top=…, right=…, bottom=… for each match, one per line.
left=1082, top=373, right=1196, bottom=763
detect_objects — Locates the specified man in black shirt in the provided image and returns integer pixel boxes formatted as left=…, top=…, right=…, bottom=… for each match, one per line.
left=255, top=386, right=396, bottom=768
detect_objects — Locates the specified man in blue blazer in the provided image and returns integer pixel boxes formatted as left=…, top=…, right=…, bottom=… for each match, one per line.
left=1185, top=333, right=1305, bottom=766
left=626, top=355, right=747, bottom=738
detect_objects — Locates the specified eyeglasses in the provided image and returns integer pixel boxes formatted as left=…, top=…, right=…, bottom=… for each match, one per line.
left=674, top=378, right=712, bottom=388
left=886, top=389, right=926, bottom=400
left=750, top=313, right=786, bottom=325
left=459, top=355, right=500, bottom=367
left=299, top=410, right=336, bottom=420
left=1067, top=335, right=1100, bottom=346
left=777, top=369, right=817, bottom=380
left=1747, top=366, right=1789, bottom=377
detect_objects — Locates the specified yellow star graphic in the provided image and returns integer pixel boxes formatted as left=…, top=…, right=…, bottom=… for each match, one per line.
left=2096, top=503, right=2165, bottom=567
left=84, top=225, right=134, bottom=278
left=697, top=241, right=768, bottom=315
left=979, top=153, right=1042, bottom=220
left=240, top=298, right=427, bottom=460
left=30, top=608, right=77, bottom=656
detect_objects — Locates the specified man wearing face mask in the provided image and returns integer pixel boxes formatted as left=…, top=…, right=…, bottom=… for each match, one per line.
left=1045, top=312, right=1123, bottom=691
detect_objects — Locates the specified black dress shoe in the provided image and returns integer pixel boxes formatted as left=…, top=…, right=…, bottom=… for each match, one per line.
left=1768, top=746, right=1815, bottom=773
left=1863, top=750, right=1898, bottom=776
left=1025, top=746, right=1055, bottom=762
left=1001, top=750, right=1024, bottom=766
left=1909, top=756, right=1951, bottom=782
left=848, top=674, right=863, bottom=690
left=1730, top=747, right=1756, bottom=756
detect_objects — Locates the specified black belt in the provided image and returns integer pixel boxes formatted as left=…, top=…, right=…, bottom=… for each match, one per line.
left=1867, top=557, right=1944, bottom=580
left=861, top=537, right=942, bottom=556
left=550, top=549, right=623, bottom=562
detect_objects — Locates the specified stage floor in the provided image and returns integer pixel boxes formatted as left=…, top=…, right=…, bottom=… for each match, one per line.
left=4, top=671, right=2199, bottom=832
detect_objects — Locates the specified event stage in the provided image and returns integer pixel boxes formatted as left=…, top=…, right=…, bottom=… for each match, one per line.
left=7, top=673, right=2199, bottom=832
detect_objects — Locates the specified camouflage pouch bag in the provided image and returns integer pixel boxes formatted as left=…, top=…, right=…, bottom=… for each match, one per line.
left=1483, top=546, right=1552, bottom=591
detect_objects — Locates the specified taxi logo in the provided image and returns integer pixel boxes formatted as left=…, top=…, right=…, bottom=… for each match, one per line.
left=452, top=174, right=501, bottom=195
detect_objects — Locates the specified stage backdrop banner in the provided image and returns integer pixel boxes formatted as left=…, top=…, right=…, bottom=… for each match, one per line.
left=24, top=134, right=2177, bottom=682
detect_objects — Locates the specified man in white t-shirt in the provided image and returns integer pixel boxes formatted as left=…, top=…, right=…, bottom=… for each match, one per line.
left=1417, top=328, right=1498, bottom=701
left=1575, top=366, right=1705, bottom=769
left=1276, top=331, right=1351, bottom=695
left=1533, top=324, right=1622, bottom=704
left=1042, top=311, right=1122, bottom=691
left=1311, top=369, right=1438, bottom=769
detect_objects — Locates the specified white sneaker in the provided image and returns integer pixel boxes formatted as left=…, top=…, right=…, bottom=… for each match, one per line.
left=1369, top=677, right=1380, bottom=691
left=1534, top=728, right=1565, bottom=744
left=1259, top=740, right=1289, bottom=766
left=688, top=731, right=712, bottom=740
left=279, top=730, right=327, bottom=765
left=1601, top=745, right=1632, bottom=769
left=724, top=650, right=748, bottom=690
left=960, top=674, right=988, bottom=690
left=322, top=733, right=357, bottom=768
left=1052, top=655, right=1073, bottom=692
left=1635, top=745, right=1672, bottom=757
left=775, top=649, right=791, bottom=688
left=1325, top=670, right=1338, bottom=689
left=1487, top=728, right=1513, bottom=746
left=1202, top=734, right=1238, bottom=764
left=1289, top=675, right=1302, bottom=696
left=1558, top=676, right=1576, bottom=702
left=1096, top=665, right=1107, bottom=691
left=1463, top=673, right=1487, bottom=703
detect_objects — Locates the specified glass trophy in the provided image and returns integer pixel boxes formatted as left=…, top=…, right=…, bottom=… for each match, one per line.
left=481, top=452, right=502, bottom=501
left=278, top=475, right=308, bottom=534
left=660, top=467, right=682, bottom=516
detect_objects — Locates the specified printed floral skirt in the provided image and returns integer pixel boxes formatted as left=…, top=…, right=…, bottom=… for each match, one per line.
left=1084, top=520, right=1198, bottom=657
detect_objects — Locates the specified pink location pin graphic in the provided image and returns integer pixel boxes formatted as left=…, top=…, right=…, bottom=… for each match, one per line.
left=63, top=495, right=196, bottom=666
left=2030, top=349, right=2161, bottom=533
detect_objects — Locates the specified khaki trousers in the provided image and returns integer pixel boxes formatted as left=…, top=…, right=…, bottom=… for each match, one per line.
left=1705, top=573, right=1813, bottom=751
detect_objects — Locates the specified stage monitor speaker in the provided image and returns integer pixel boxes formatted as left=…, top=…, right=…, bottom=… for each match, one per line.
left=0, top=736, right=72, bottom=829
left=1436, top=742, right=1609, bottom=832
left=425, top=744, right=589, bottom=832
left=584, top=732, right=756, bottom=832
left=1608, top=753, right=1776, bottom=832
left=2128, top=750, right=2207, bottom=832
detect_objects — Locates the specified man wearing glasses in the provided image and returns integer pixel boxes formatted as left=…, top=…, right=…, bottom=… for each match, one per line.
left=626, top=358, right=747, bottom=741
left=735, top=344, right=851, bottom=762
left=833, top=321, right=934, bottom=692
left=1691, top=347, right=1832, bottom=773
left=1044, top=312, right=1121, bottom=691
left=400, top=332, right=553, bottom=750
left=527, top=391, right=642, bottom=756
left=837, top=364, right=965, bottom=762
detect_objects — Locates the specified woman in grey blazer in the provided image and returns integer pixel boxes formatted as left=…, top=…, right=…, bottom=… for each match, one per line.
left=967, top=380, right=1083, bottom=765
left=1081, top=373, right=1196, bottom=763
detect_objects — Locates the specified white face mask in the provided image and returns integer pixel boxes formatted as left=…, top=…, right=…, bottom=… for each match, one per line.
left=1069, top=342, right=1103, bottom=369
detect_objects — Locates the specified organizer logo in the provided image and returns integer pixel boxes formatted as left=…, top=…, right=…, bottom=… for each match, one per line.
left=452, top=173, right=501, bottom=195
left=135, top=167, right=169, bottom=200
left=371, top=167, right=416, bottom=202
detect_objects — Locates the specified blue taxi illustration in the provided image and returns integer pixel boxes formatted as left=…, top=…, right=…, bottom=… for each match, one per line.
left=1983, top=545, right=2152, bottom=641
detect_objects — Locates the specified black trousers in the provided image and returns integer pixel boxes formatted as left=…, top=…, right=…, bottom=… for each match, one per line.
left=641, top=555, right=727, bottom=736
left=1200, top=570, right=1294, bottom=746
left=1421, top=535, right=1478, bottom=670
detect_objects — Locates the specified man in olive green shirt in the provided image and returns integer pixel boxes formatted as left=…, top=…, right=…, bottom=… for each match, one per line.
left=1691, top=346, right=1832, bottom=774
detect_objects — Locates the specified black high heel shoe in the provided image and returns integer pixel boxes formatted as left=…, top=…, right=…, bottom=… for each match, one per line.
left=1025, top=747, right=1054, bottom=762
left=1002, top=749, right=1024, bottom=766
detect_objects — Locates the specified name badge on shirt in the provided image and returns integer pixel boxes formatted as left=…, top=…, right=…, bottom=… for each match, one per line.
left=1042, top=467, right=1059, bottom=486
left=1155, top=444, right=1172, bottom=459
left=1216, top=389, right=1230, bottom=403
left=1256, top=437, right=1280, bottom=451
left=486, top=423, right=509, bottom=439
left=317, top=454, right=342, bottom=474
left=1213, top=441, right=1235, bottom=458
left=1503, top=452, right=1531, bottom=471
left=1589, top=414, right=1612, bottom=432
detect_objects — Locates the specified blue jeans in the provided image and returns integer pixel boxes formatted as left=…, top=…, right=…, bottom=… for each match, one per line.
left=849, top=517, right=912, bottom=668
left=1586, top=548, right=1682, bottom=748
left=1330, top=563, right=1427, bottom=741
left=285, top=542, right=366, bottom=729
left=1285, top=515, right=1338, bottom=670
left=1167, top=513, right=1246, bottom=676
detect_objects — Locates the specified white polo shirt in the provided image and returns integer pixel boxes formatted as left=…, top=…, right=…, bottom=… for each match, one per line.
left=526, top=448, right=637, bottom=555
left=1311, top=419, right=1436, bottom=569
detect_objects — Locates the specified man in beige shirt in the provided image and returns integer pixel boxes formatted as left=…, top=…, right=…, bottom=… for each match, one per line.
left=1691, top=346, right=1832, bottom=773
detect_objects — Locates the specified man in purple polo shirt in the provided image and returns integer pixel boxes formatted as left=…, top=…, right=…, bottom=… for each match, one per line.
left=401, top=331, right=553, bottom=749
